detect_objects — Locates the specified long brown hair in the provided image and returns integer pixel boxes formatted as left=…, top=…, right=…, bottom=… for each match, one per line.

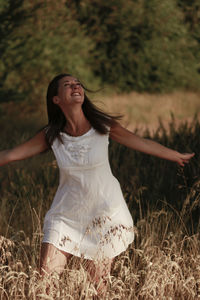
left=45, top=73, right=121, bottom=146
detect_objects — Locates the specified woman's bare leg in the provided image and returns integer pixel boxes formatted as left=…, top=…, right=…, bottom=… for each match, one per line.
left=40, top=242, right=72, bottom=275
left=40, top=243, right=112, bottom=296
left=85, top=258, right=113, bottom=296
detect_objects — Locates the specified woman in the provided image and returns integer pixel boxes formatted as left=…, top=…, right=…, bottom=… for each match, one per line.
left=0, top=74, right=194, bottom=294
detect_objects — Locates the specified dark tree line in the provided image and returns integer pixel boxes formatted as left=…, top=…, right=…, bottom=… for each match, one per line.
left=0, top=0, right=200, bottom=103
left=68, top=0, right=200, bottom=92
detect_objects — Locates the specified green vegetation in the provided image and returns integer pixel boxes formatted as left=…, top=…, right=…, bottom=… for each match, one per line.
left=68, top=0, right=200, bottom=92
left=0, top=0, right=200, bottom=102
left=0, top=0, right=97, bottom=104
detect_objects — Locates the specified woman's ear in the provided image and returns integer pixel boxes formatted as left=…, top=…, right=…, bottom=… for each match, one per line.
left=53, top=96, right=60, bottom=105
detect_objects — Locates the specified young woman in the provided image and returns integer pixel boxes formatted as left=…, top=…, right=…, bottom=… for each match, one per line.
left=0, top=74, right=194, bottom=295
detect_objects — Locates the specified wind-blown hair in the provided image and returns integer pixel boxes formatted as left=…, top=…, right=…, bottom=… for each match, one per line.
left=45, top=73, right=121, bottom=146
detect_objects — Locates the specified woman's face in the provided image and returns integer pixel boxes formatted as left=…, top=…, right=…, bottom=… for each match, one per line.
left=53, top=76, right=84, bottom=107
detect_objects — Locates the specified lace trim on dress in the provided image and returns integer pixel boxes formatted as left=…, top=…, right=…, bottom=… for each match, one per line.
left=66, top=143, right=91, bottom=160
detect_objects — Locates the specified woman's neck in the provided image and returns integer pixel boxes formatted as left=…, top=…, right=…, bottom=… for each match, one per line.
left=62, top=107, right=91, bottom=136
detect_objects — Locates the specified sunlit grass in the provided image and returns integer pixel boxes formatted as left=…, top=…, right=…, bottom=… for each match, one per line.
left=99, top=90, right=200, bottom=132
left=1, top=200, right=200, bottom=299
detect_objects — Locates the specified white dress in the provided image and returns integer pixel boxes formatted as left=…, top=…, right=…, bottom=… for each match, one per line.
left=42, top=127, right=134, bottom=260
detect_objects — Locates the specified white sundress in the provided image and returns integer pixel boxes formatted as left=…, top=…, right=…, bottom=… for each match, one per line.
left=42, top=127, right=134, bottom=260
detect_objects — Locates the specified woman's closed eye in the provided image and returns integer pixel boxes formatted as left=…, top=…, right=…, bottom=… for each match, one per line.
left=64, top=83, right=81, bottom=87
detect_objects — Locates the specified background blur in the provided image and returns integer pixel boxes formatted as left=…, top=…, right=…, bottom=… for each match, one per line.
left=1, top=0, right=200, bottom=101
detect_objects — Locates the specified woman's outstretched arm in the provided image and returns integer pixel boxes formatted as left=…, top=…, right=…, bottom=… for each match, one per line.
left=110, top=122, right=194, bottom=166
left=0, top=130, right=48, bottom=167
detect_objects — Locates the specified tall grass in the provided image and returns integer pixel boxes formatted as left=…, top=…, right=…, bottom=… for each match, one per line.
left=100, top=90, right=200, bottom=132
left=0, top=91, right=200, bottom=298
left=0, top=202, right=200, bottom=299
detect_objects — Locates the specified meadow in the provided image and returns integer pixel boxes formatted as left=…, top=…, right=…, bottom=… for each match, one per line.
left=0, top=91, right=200, bottom=299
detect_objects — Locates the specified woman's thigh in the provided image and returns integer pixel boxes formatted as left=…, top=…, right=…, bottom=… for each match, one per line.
left=40, top=242, right=72, bottom=275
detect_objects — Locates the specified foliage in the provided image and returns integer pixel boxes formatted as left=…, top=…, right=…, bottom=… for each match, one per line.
left=0, top=0, right=97, bottom=104
left=0, top=0, right=28, bottom=101
left=0, top=0, right=200, bottom=99
left=177, top=0, right=200, bottom=70
left=68, top=0, right=200, bottom=92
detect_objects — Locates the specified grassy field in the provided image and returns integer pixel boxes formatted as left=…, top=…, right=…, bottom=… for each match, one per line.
left=1, top=205, right=200, bottom=299
left=0, top=91, right=200, bottom=299
left=100, top=90, right=200, bottom=131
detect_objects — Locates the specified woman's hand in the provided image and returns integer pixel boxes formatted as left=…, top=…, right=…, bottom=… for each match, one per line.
left=0, top=130, right=48, bottom=167
left=172, top=152, right=195, bottom=167
left=110, top=122, right=195, bottom=165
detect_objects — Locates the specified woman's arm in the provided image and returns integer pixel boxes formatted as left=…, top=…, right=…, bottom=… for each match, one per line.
left=110, top=122, right=194, bottom=166
left=0, top=130, right=48, bottom=167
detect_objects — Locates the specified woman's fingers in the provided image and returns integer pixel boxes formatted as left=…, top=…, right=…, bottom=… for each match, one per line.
left=177, top=152, right=195, bottom=166
left=181, top=153, right=194, bottom=158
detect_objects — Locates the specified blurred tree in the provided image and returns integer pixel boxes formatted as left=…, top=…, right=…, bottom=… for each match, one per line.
left=177, top=0, right=200, bottom=71
left=1, top=0, right=200, bottom=99
left=68, top=0, right=200, bottom=92
left=0, top=0, right=28, bottom=101
left=0, top=0, right=96, bottom=103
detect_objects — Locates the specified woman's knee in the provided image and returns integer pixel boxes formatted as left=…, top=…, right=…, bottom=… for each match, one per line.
left=85, top=258, right=113, bottom=281
left=40, top=242, right=70, bottom=275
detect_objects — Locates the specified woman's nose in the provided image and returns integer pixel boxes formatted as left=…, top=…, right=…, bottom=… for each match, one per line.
left=72, top=83, right=79, bottom=89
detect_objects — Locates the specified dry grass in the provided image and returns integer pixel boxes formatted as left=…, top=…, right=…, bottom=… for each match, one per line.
left=1, top=90, right=200, bottom=134
left=97, top=90, right=200, bottom=132
left=1, top=200, right=200, bottom=299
